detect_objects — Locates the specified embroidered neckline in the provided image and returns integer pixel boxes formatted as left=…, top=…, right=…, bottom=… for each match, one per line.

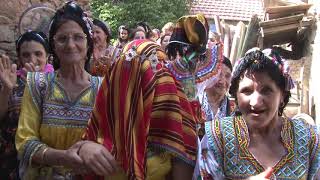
left=234, top=116, right=294, bottom=173
left=167, top=58, right=195, bottom=80
left=53, top=73, right=95, bottom=106
left=202, top=93, right=228, bottom=121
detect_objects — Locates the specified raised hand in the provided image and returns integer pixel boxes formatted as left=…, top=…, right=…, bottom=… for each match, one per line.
left=248, top=167, right=273, bottom=180
left=0, top=54, right=17, bottom=90
left=19, top=62, right=40, bottom=81
left=78, top=141, right=120, bottom=176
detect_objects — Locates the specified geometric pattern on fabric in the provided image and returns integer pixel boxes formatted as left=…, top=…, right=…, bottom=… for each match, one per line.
left=205, top=116, right=320, bottom=180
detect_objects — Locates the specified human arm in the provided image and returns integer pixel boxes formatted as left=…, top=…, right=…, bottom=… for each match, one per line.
left=15, top=80, right=85, bottom=178
left=77, top=141, right=119, bottom=176
left=0, top=54, right=17, bottom=120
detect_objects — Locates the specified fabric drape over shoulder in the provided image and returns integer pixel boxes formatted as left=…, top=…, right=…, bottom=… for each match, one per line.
left=84, top=40, right=198, bottom=180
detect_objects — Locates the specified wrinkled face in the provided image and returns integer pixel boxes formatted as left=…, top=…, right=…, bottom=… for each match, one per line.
left=53, top=20, right=88, bottom=66
left=119, top=29, right=128, bottom=40
left=19, top=40, right=47, bottom=71
left=206, top=64, right=231, bottom=96
left=134, top=30, right=146, bottom=40
left=161, top=35, right=171, bottom=50
left=93, top=25, right=107, bottom=47
left=237, top=71, right=283, bottom=129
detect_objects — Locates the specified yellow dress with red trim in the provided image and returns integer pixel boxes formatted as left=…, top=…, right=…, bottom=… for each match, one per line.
left=83, top=40, right=199, bottom=180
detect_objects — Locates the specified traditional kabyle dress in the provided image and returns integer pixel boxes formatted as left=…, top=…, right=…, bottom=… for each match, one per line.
left=195, top=116, right=320, bottom=180
left=166, top=42, right=224, bottom=137
left=0, top=64, right=54, bottom=180
left=15, top=72, right=102, bottom=179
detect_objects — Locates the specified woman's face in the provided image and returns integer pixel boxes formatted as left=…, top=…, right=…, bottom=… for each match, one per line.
left=161, top=35, right=171, bottom=50
left=236, top=71, right=283, bottom=129
left=206, top=64, right=231, bottom=96
left=119, top=29, right=128, bottom=40
left=19, top=40, right=47, bottom=71
left=151, top=31, right=159, bottom=42
left=93, top=24, right=107, bottom=47
left=53, top=20, right=88, bottom=66
left=134, top=30, right=146, bottom=40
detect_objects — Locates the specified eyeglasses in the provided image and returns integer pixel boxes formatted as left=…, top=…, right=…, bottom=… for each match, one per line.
left=53, top=33, right=87, bottom=45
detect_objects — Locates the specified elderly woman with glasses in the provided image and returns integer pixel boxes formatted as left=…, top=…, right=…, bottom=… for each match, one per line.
left=15, top=2, right=102, bottom=179
left=0, top=30, right=53, bottom=180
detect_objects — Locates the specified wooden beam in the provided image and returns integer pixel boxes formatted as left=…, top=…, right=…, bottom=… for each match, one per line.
left=267, top=10, right=307, bottom=19
left=259, top=14, right=304, bottom=28
left=266, top=4, right=312, bottom=14
left=240, top=15, right=261, bottom=57
left=263, top=23, right=299, bottom=35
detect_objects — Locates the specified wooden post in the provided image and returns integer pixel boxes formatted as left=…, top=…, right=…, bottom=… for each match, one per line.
left=240, top=14, right=261, bottom=58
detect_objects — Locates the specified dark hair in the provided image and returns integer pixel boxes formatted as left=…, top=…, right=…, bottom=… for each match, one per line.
left=160, top=33, right=171, bottom=44
left=129, top=28, right=146, bottom=41
left=136, top=21, right=152, bottom=39
left=49, top=1, right=93, bottom=71
left=118, top=25, right=130, bottom=42
left=118, top=25, right=129, bottom=35
left=229, top=49, right=291, bottom=116
left=16, top=31, right=49, bottom=55
left=166, top=42, right=196, bottom=60
left=153, top=28, right=160, bottom=37
left=93, top=18, right=111, bottom=44
left=222, top=56, right=232, bottom=71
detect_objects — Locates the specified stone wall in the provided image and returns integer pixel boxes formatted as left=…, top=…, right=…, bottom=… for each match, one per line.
left=0, top=0, right=90, bottom=61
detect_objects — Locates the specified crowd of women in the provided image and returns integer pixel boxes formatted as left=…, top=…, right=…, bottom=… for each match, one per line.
left=0, top=1, right=319, bottom=180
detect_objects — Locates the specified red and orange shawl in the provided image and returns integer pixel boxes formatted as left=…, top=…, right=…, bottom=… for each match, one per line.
left=84, top=40, right=199, bottom=180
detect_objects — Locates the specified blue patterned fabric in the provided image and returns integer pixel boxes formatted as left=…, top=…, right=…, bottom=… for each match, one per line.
left=200, top=116, right=320, bottom=180
left=27, top=72, right=102, bottom=129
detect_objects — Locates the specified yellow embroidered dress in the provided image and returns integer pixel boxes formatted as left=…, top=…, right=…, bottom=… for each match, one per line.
left=15, top=72, right=102, bottom=179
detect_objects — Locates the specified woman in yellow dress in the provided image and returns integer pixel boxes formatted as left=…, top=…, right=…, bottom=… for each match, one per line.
left=15, top=2, right=102, bottom=179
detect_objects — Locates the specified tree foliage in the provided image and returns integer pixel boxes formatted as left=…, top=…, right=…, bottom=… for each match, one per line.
left=90, top=0, right=191, bottom=38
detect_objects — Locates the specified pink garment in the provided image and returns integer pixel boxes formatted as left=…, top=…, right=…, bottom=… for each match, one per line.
left=16, top=64, right=54, bottom=76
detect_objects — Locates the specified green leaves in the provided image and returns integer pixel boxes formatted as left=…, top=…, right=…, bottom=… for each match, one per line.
left=90, top=0, right=190, bottom=39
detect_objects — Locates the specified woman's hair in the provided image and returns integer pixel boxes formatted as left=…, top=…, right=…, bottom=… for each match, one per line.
left=135, top=21, right=152, bottom=39
left=49, top=1, right=93, bottom=71
left=222, top=56, right=232, bottom=71
left=160, top=33, right=171, bottom=44
left=166, top=42, right=196, bottom=60
left=118, top=25, right=129, bottom=35
left=152, top=28, right=160, bottom=37
left=16, top=31, right=49, bottom=56
left=161, top=22, right=174, bottom=34
left=129, top=28, right=146, bottom=40
left=229, top=48, right=291, bottom=116
left=93, top=18, right=111, bottom=44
